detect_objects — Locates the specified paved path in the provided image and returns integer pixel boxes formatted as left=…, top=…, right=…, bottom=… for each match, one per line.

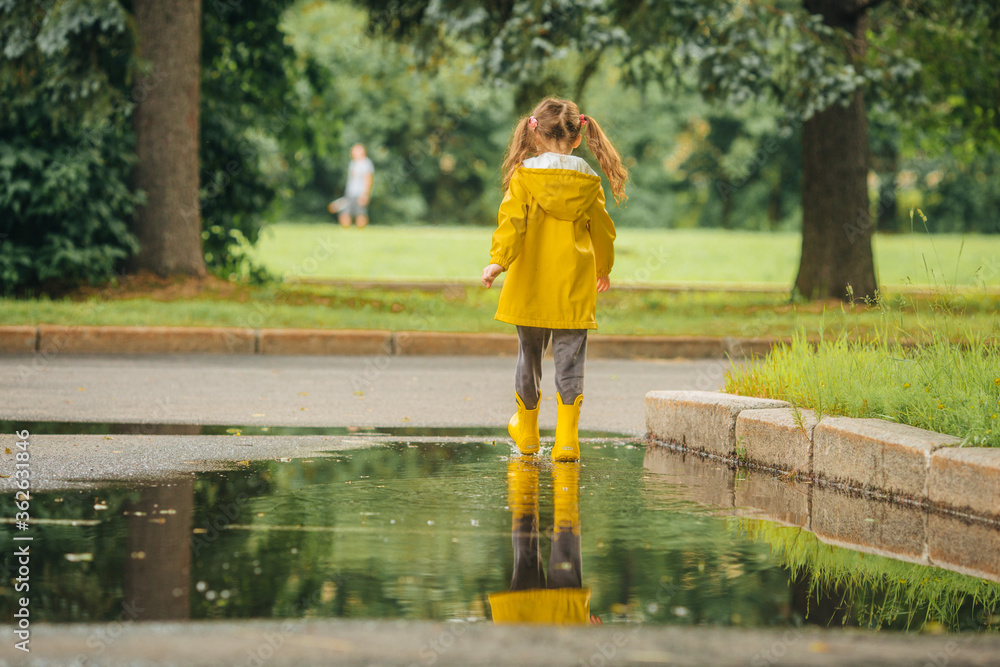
left=5, top=618, right=999, bottom=666
left=0, top=354, right=734, bottom=435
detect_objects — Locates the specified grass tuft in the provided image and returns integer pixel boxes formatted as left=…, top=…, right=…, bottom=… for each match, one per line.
left=725, top=289, right=1000, bottom=446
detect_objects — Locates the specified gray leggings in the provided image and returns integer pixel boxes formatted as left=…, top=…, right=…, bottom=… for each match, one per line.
left=515, top=326, right=588, bottom=410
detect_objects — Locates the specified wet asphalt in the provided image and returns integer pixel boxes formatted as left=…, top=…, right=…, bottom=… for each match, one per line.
left=0, top=354, right=732, bottom=491
left=0, top=353, right=733, bottom=434
left=9, top=353, right=995, bottom=666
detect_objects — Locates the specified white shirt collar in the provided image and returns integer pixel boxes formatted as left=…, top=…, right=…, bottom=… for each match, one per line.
left=522, top=152, right=598, bottom=177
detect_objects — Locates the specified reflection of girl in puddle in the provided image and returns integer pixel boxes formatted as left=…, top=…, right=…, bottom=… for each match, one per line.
left=489, top=457, right=598, bottom=625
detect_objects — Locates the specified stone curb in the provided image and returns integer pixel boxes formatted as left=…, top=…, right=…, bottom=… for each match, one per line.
left=645, top=390, right=1000, bottom=523
left=0, top=325, right=786, bottom=359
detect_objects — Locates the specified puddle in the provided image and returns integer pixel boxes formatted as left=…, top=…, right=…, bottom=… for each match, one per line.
left=1, top=442, right=998, bottom=631
left=0, top=421, right=627, bottom=439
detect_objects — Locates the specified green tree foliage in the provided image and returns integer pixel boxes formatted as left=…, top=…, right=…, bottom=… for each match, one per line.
left=0, top=0, right=141, bottom=293
left=282, top=1, right=513, bottom=226
left=353, top=0, right=1000, bottom=300
left=0, top=0, right=324, bottom=291
left=199, top=0, right=324, bottom=281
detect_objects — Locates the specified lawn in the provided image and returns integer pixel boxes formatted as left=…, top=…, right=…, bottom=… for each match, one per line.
left=252, top=223, right=1000, bottom=288
left=3, top=277, right=999, bottom=340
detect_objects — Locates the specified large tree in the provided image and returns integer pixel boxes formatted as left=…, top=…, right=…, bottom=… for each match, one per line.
left=796, top=0, right=875, bottom=300
left=357, top=0, right=998, bottom=301
left=130, top=0, right=206, bottom=276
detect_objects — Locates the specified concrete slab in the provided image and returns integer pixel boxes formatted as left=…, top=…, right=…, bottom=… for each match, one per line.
left=0, top=325, right=36, bottom=353
left=811, top=486, right=928, bottom=565
left=929, top=447, right=1000, bottom=521
left=589, top=335, right=723, bottom=359
left=0, top=432, right=386, bottom=492
left=927, top=513, right=1000, bottom=583
left=813, top=417, right=961, bottom=500
left=259, top=328, right=392, bottom=356
left=722, top=336, right=781, bottom=359
left=645, top=390, right=790, bottom=457
left=395, top=331, right=518, bottom=356
left=37, top=325, right=255, bottom=355
left=734, top=470, right=810, bottom=528
left=8, top=618, right=1000, bottom=667
left=642, top=444, right=735, bottom=509
left=735, top=407, right=817, bottom=474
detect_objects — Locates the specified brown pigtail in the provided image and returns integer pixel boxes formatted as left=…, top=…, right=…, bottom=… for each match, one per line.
left=583, top=116, right=628, bottom=205
left=501, top=117, right=534, bottom=193
left=501, top=98, right=629, bottom=205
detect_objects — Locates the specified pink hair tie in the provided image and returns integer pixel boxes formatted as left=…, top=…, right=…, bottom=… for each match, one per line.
left=528, top=116, right=538, bottom=128
left=580, top=114, right=587, bottom=126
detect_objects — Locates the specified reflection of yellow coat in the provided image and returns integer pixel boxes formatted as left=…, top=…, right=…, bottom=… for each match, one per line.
left=490, top=154, right=616, bottom=330
left=489, top=588, right=591, bottom=625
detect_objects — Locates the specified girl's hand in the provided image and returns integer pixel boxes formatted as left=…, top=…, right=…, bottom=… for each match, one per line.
left=481, top=263, right=505, bottom=288
left=596, top=276, right=610, bottom=293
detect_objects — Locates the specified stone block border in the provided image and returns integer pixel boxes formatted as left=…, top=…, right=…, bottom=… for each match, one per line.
left=0, top=325, right=790, bottom=360
left=646, top=390, right=1000, bottom=523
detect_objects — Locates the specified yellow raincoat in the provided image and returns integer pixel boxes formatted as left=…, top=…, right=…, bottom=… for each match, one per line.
left=490, top=154, right=616, bottom=330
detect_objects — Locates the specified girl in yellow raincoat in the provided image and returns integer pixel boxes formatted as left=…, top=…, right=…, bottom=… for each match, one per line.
left=481, top=97, right=628, bottom=461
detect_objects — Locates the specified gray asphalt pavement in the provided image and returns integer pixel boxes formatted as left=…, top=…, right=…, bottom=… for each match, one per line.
left=0, top=354, right=734, bottom=435
left=6, top=618, right=1000, bottom=666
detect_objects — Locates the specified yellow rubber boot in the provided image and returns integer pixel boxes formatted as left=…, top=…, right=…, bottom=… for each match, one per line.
left=552, top=393, right=583, bottom=462
left=508, top=392, right=540, bottom=455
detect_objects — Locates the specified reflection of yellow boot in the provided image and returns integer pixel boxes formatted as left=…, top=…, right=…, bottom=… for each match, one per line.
left=490, top=459, right=589, bottom=624
left=552, top=393, right=583, bottom=462
left=507, top=456, right=540, bottom=537
left=508, top=392, right=540, bottom=455
left=552, top=461, right=580, bottom=536
left=550, top=461, right=583, bottom=589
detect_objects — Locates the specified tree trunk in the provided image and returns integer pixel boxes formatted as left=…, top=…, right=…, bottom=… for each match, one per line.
left=123, top=479, right=194, bottom=620
left=130, top=0, right=206, bottom=277
left=794, top=0, right=877, bottom=301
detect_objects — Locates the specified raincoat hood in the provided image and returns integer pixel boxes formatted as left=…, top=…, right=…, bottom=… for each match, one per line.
left=489, top=151, right=616, bottom=330
left=517, top=153, right=602, bottom=221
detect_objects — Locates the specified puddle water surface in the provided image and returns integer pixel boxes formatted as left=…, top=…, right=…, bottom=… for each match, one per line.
left=2, top=441, right=998, bottom=632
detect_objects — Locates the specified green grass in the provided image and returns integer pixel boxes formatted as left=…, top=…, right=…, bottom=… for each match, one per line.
left=4, top=283, right=1000, bottom=340
left=739, top=519, right=1000, bottom=632
left=725, top=309, right=1000, bottom=446
left=252, top=223, right=1000, bottom=287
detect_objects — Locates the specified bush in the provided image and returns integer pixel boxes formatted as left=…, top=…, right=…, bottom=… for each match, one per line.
left=0, top=117, right=141, bottom=293
left=0, top=2, right=141, bottom=294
